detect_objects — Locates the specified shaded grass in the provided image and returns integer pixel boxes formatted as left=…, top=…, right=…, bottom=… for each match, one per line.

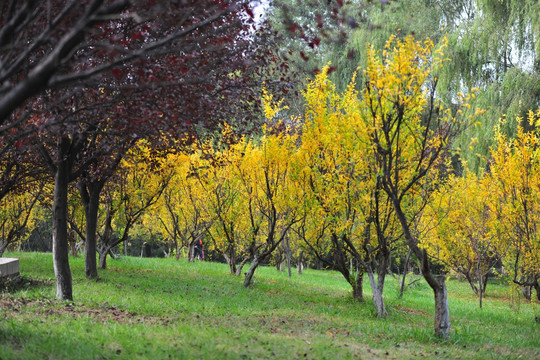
left=1, top=252, right=538, bottom=359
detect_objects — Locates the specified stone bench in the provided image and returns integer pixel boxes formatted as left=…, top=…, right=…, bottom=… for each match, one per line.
left=0, top=258, right=20, bottom=280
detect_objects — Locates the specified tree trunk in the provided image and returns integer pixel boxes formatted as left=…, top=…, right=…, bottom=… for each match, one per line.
left=174, top=244, right=180, bottom=260
left=80, top=181, right=103, bottom=280
left=228, top=247, right=237, bottom=274
left=399, top=249, right=412, bottom=299
left=393, top=200, right=450, bottom=338
left=98, top=247, right=109, bottom=269
left=434, top=275, right=450, bottom=339
left=223, top=253, right=238, bottom=275
left=481, top=273, right=489, bottom=294
left=522, top=285, right=532, bottom=301
left=352, top=271, right=364, bottom=302
left=284, top=236, right=292, bottom=278
left=465, top=273, right=479, bottom=295
left=229, top=260, right=236, bottom=275
left=478, top=274, right=483, bottom=308
left=0, top=243, right=7, bottom=257
left=286, top=250, right=292, bottom=277
left=235, top=256, right=251, bottom=276
left=477, top=273, right=489, bottom=308
left=244, top=255, right=261, bottom=287
left=274, top=250, right=282, bottom=271
left=297, top=250, right=304, bottom=275
left=188, top=241, right=195, bottom=262
left=533, top=279, right=540, bottom=301
left=367, top=271, right=388, bottom=317
left=52, top=138, right=73, bottom=301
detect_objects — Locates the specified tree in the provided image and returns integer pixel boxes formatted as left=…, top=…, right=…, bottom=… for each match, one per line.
left=155, top=149, right=212, bottom=262
left=0, top=182, right=42, bottom=256
left=1, top=0, right=271, bottom=300
left=489, top=111, right=540, bottom=301
left=97, top=141, right=173, bottom=269
left=268, top=0, right=540, bottom=173
left=292, top=66, right=401, bottom=316
left=77, top=140, right=132, bottom=278
left=435, top=0, right=540, bottom=172
left=361, top=35, right=474, bottom=338
left=196, top=136, right=255, bottom=275
left=422, top=172, right=504, bottom=308
left=238, top=131, right=299, bottom=287
left=265, top=0, right=454, bottom=115
left=0, top=0, right=262, bottom=124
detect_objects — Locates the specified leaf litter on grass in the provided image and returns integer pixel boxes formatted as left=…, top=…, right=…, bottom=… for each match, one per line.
left=0, top=295, right=171, bottom=326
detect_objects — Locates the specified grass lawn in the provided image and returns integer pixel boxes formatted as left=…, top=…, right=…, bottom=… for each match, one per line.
left=1, top=252, right=538, bottom=359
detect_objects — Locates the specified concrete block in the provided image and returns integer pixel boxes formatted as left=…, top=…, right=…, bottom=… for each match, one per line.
left=0, top=258, right=19, bottom=279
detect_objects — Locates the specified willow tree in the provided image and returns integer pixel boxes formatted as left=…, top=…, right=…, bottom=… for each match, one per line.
left=268, top=0, right=540, bottom=173
left=266, top=0, right=459, bottom=107
left=439, top=0, right=540, bottom=172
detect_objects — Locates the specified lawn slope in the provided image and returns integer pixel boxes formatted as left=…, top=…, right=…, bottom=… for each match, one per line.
left=0, top=252, right=538, bottom=359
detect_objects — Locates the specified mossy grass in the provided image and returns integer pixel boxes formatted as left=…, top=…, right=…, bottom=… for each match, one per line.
left=1, top=252, right=538, bottom=359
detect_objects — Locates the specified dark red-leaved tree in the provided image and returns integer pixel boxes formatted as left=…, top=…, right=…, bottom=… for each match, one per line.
left=1, top=0, right=284, bottom=300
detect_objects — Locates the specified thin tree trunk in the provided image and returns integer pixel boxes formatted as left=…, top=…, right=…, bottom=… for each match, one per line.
left=284, top=236, right=292, bottom=277
left=98, top=246, right=110, bottom=269
left=399, top=249, right=411, bottom=299
left=367, top=271, right=388, bottom=317
left=223, top=253, right=237, bottom=275
left=352, top=271, right=364, bottom=302
left=393, top=200, right=450, bottom=338
left=533, top=279, right=540, bottom=302
left=478, top=273, right=489, bottom=308
left=235, top=256, right=251, bottom=276
left=186, top=241, right=193, bottom=262
left=478, top=274, right=483, bottom=308
left=174, top=239, right=180, bottom=260
left=482, top=273, right=489, bottom=293
left=80, top=181, right=103, bottom=280
left=466, top=273, right=479, bottom=295
left=228, top=247, right=237, bottom=274
left=297, top=250, right=304, bottom=275
left=275, top=250, right=282, bottom=271
left=52, top=138, right=73, bottom=301
left=244, top=255, right=261, bottom=287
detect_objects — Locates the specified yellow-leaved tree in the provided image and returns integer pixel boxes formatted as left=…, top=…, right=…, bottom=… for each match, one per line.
left=196, top=135, right=254, bottom=275
left=291, top=65, right=401, bottom=317
left=361, top=35, right=475, bottom=338
left=422, top=172, right=505, bottom=308
left=0, top=183, right=42, bottom=256
left=151, top=149, right=211, bottom=262
left=239, top=130, right=299, bottom=287
left=97, top=140, right=173, bottom=268
left=490, top=110, right=540, bottom=301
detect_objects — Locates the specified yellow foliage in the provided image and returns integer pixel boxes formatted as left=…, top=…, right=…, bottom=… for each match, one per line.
left=0, top=184, right=42, bottom=254
left=262, top=86, right=289, bottom=120
left=489, top=111, right=540, bottom=284
left=422, top=172, right=503, bottom=281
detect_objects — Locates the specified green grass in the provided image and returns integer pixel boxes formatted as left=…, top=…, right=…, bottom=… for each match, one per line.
left=1, top=252, right=538, bottom=359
